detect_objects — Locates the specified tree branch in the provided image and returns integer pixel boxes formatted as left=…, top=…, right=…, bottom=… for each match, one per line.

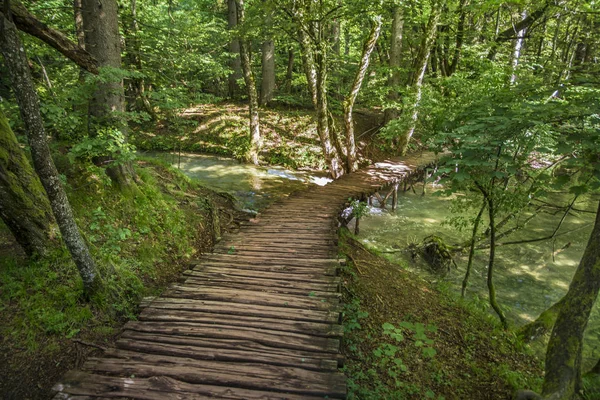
left=7, top=2, right=98, bottom=74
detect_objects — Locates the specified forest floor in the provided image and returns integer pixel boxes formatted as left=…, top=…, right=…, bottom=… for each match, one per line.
left=131, top=102, right=387, bottom=170
left=339, top=229, right=544, bottom=399
left=0, top=158, right=247, bottom=399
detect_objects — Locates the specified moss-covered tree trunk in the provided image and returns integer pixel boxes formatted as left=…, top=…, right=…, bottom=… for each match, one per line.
left=227, top=0, right=242, bottom=99
left=0, top=110, right=54, bottom=257
left=235, top=0, right=261, bottom=165
left=541, top=199, right=600, bottom=399
left=343, top=16, right=382, bottom=173
left=1, top=12, right=101, bottom=296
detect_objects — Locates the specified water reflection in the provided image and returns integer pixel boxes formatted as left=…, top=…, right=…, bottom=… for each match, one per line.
left=141, top=151, right=331, bottom=211
left=358, top=187, right=599, bottom=367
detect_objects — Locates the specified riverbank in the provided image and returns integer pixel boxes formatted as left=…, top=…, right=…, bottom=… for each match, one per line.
left=339, top=229, right=544, bottom=399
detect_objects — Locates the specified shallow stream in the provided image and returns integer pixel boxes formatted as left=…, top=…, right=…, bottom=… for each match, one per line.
left=357, top=186, right=600, bottom=367
left=142, top=151, right=331, bottom=211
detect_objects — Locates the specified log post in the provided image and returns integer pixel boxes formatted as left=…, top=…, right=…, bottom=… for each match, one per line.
left=392, top=183, right=399, bottom=211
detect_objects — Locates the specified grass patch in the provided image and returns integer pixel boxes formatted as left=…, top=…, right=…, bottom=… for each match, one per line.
left=339, top=228, right=543, bottom=399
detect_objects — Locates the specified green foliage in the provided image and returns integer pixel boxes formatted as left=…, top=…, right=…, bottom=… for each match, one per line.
left=0, top=160, right=209, bottom=350
left=69, top=128, right=137, bottom=168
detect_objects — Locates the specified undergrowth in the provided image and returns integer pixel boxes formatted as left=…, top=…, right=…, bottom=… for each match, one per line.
left=0, top=156, right=225, bottom=353
left=339, top=228, right=543, bottom=399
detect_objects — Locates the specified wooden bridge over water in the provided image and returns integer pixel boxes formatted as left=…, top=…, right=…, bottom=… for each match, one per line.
left=53, top=155, right=431, bottom=400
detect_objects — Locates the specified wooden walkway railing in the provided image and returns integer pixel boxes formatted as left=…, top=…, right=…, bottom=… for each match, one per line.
left=53, top=155, right=429, bottom=400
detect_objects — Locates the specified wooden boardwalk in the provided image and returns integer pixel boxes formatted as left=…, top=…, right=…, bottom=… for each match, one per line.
left=53, top=156, right=428, bottom=400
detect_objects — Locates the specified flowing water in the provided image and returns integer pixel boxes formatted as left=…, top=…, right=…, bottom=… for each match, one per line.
left=357, top=185, right=600, bottom=367
left=142, top=151, right=331, bottom=211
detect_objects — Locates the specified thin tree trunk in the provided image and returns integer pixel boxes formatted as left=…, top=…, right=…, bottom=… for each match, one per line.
left=260, top=39, right=276, bottom=106
left=462, top=199, right=486, bottom=297
left=127, top=0, right=156, bottom=119
left=285, top=47, right=294, bottom=93
left=1, top=13, right=101, bottom=296
left=227, top=0, right=242, bottom=99
left=315, top=39, right=342, bottom=179
left=541, top=200, right=600, bottom=399
left=384, top=6, right=404, bottom=124
left=0, top=109, right=54, bottom=258
left=510, top=11, right=527, bottom=85
left=398, top=5, right=440, bottom=155
left=448, top=0, right=466, bottom=76
left=235, top=0, right=261, bottom=165
left=298, top=29, right=318, bottom=108
left=344, top=16, right=382, bottom=173
left=486, top=195, right=508, bottom=329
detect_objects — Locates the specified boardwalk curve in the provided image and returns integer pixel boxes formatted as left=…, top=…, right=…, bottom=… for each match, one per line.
left=53, top=155, right=430, bottom=400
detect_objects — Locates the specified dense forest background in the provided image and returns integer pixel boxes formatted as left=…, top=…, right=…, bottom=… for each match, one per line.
left=0, top=0, right=599, bottom=398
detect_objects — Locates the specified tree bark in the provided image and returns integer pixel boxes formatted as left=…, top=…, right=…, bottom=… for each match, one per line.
left=227, top=0, right=242, bottom=99
left=260, top=39, right=276, bottom=106
left=384, top=6, right=405, bottom=124
left=82, top=0, right=137, bottom=190
left=541, top=200, right=600, bottom=399
left=0, top=109, right=54, bottom=258
left=448, top=0, right=466, bottom=76
left=298, top=29, right=318, bottom=109
left=509, top=11, right=528, bottom=85
left=285, top=47, right=294, bottom=93
left=343, top=16, right=382, bottom=173
left=398, top=5, right=440, bottom=156
left=461, top=199, right=486, bottom=297
left=235, top=0, right=261, bottom=165
left=0, top=13, right=101, bottom=296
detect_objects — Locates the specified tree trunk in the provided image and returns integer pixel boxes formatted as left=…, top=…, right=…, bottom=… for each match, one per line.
left=398, top=5, right=440, bottom=155
left=344, top=16, right=382, bottom=173
left=0, top=109, right=54, bottom=258
left=448, top=0, right=466, bottom=76
left=260, top=39, right=276, bottom=106
left=461, top=199, right=486, bottom=297
left=235, top=0, right=261, bottom=165
left=384, top=6, right=404, bottom=124
left=486, top=194, right=508, bottom=329
left=227, top=0, right=242, bottom=99
left=285, top=47, right=294, bottom=93
left=315, top=40, right=343, bottom=179
left=541, top=200, right=600, bottom=399
left=125, top=0, right=157, bottom=120
left=82, top=0, right=137, bottom=190
left=0, top=13, right=101, bottom=296
left=509, top=11, right=527, bottom=85
left=518, top=296, right=566, bottom=343
left=298, top=29, right=318, bottom=108
left=81, top=0, right=124, bottom=125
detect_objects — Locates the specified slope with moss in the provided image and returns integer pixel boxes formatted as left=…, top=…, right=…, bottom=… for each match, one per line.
left=339, top=229, right=543, bottom=399
left=0, top=156, right=243, bottom=399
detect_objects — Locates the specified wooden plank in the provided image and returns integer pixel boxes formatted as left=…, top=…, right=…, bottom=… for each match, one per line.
left=81, top=358, right=347, bottom=398
left=184, top=268, right=340, bottom=286
left=191, top=261, right=339, bottom=275
left=212, top=248, right=334, bottom=257
left=137, top=308, right=344, bottom=337
left=123, top=321, right=340, bottom=353
left=163, top=286, right=341, bottom=311
left=120, top=330, right=339, bottom=360
left=107, top=346, right=338, bottom=372
left=198, top=254, right=343, bottom=266
left=182, top=277, right=341, bottom=298
left=56, top=371, right=336, bottom=400
left=143, top=298, right=341, bottom=324
left=186, top=267, right=340, bottom=284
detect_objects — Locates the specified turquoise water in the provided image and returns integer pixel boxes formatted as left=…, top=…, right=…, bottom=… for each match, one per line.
left=357, top=186, right=600, bottom=367
left=142, top=151, right=331, bottom=211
